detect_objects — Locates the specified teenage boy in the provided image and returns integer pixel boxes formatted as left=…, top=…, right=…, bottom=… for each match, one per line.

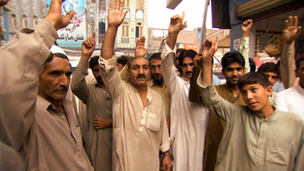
left=195, top=38, right=304, bottom=171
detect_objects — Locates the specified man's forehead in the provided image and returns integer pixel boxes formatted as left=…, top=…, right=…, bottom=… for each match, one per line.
left=264, top=72, right=278, bottom=76
left=241, top=83, right=261, bottom=90
left=181, top=56, right=194, bottom=64
left=45, top=56, right=71, bottom=71
left=130, top=57, right=149, bottom=66
left=150, top=59, right=161, bottom=65
left=226, top=62, right=244, bottom=69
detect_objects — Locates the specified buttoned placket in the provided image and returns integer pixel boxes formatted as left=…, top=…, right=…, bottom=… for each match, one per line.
left=254, top=119, right=268, bottom=167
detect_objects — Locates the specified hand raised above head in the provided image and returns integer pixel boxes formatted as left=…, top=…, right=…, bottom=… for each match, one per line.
left=242, top=19, right=253, bottom=37
left=168, top=11, right=187, bottom=34
left=108, top=0, right=128, bottom=28
left=135, top=36, right=149, bottom=57
left=283, top=15, right=302, bottom=45
left=81, top=32, right=96, bottom=60
left=44, top=0, right=75, bottom=31
left=196, top=36, right=219, bottom=66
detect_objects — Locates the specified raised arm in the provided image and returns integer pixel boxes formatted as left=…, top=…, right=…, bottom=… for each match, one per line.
left=100, top=0, right=127, bottom=60
left=240, top=19, right=253, bottom=74
left=99, top=0, right=127, bottom=100
left=71, top=33, right=95, bottom=103
left=135, top=36, right=149, bottom=57
left=160, top=12, right=187, bottom=94
left=281, top=15, right=302, bottom=88
left=0, top=0, right=73, bottom=150
left=196, top=37, right=237, bottom=121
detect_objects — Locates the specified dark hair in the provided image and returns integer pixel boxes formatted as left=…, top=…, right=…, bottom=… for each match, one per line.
left=249, top=58, right=256, bottom=72
left=127, top=56, right=148, bottom=70
left=221, top=51, right=245, bottom=70
left=237, top=72, right=271, bottom=90
left=179, top=49, right=197, bottom=65
left=89, top=56, right=99, bottom=70
left=257, top=62, right=280, bottom=77
left=176, top=48, right=186, bottom=55
left=148, top=53, right=161, bottom=63
left=117, top=55, right=130, bottom=66
left=296, top=56, right=304, bottom=71
left=52, top=53, right=71, bottom=68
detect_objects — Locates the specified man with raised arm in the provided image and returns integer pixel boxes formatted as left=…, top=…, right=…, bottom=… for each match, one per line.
left=71, top=33, right=113, bottom=171
left=196, top=36, right=304, bottom=171
left=0, top=0, right=93, bottom=170
left=160, top=12, right=209, bottom=171
left=98, top=0, right=171, bottom=170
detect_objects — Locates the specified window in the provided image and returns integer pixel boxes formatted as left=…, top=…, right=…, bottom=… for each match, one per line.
left=121, top=21, right=129, bottom=38
left=136, top=0, right=144, bottom=9
left=33, top=16, right=39, bottom=26
left=135, top=22, right=143, bottom=38
left=22, top=15, right=28, bottom=27
left=123, top=0, right=130, bottom=8
left=11, top=14, right=17, bottom=30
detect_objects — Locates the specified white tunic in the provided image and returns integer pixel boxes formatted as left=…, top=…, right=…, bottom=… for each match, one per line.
left=161, top=42, right=209, bottom=171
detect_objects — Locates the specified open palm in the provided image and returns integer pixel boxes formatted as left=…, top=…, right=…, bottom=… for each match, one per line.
left=108, top=0, right=128, bottom=27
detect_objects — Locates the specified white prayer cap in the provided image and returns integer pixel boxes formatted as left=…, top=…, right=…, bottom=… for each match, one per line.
left=50, top=45, right=67, bottom=56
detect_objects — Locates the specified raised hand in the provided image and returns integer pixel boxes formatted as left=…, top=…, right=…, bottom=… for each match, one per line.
left=195, top=36, right=219, bottom=66
left=44, top=0, right=75, bottom=30
left=108, top=0, right=128, bottom=28
left=135, top=36, right=149, bottom=57
left=242, top=19, right=253, bottom=37
left=168, top=11, right=187, bottom=34
left=81, top=32, right=95, bottom=60
left=283, top=15, right=302, bottom=45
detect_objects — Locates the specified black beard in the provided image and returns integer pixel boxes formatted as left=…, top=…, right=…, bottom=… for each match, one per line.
left=152, top=76, right=164, bottom=84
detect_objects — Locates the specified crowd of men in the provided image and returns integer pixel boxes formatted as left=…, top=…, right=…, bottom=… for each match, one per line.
left=0, top=0, right=304, bottom=170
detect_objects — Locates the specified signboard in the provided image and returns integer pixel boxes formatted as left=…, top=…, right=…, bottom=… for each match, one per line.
left=233, top=38, right=240, bottom=51
left=47, top=0, right=86, bottom=48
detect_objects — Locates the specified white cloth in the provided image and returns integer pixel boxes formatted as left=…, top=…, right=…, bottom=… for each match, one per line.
left=274, top=85, right=304, bottom=120
left=99, top=56, right=170, bottom=171
left=161, top=41, right=209, bottom=171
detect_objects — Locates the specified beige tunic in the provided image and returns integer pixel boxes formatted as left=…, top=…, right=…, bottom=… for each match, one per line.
left=197, top=72, right=304, bottom=171
left=99, top=56, right=170, bottom=171
left=0, top=19, right=93, bottom=171
left=71, top=58, right=112, bottom=171
left=147, top=81, right=171, bottom=119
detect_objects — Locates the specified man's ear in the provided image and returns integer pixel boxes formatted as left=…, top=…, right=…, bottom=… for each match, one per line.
left=266, top=85, right=273, bottom=97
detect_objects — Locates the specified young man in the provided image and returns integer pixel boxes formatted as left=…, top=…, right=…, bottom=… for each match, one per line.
left=160, top=12, right=209, bottom=171
left=189, top=19, right=253, bottom=171
left=196, top=37, right=304, bottom=171
left=71, top=34, right=113, bottom=171
left=98, top=1, right=171, bottom=170
left=0, top=1, right=93, bottom=169
left=274, top=56, right=304, bottom=120
left=257, top=62, right=280, bottom=104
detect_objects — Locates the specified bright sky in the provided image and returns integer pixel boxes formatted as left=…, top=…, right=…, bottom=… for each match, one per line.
left=148, top=0, right=213, bottom=30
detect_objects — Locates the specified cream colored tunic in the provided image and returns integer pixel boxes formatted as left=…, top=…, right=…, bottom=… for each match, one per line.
left=0, top=19, right=93, bottom=171
left=99, top=56, right=170, bottom=171
left=197, top=72, right=304, bottom=171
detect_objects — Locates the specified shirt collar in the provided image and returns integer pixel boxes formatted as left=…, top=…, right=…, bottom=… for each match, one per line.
left=129, top=83, right=152, bottom=107
left=37, top=95, right=74, bottom=111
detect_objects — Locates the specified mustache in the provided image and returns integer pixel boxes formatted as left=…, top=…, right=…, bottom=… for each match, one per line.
left=186, top=71, right=193, bottom=74
left=153, top=73, right=162, bottom=77
left=53, top=86, right=68, bottom=92
left=137, top=74, right=146, bottom=79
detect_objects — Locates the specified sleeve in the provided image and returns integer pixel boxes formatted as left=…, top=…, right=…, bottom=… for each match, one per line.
left=159, top=101, right=170, bottom=153
left=0, top=19, right=58, bottom=150
left=239, top=37, right=250, bottom=74
left=189, top=65, right=204, bottom=103
left=160, top=39, right=178, bottom=95
left=273, top=92, right=288, bottom=112
left=71, top=58, right=90, bottom=103
left=293, top=124, right=304, bottom=171
left=197, top=70, right=236, bottom=121
left=280, top=43, right=297, bottom=89
left=99, top=55, right=125, bottom=100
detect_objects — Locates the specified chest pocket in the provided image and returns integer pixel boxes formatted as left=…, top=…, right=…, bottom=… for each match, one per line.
left=146, top=112, right=160, bottom=132
left=267, top=139, right=288, bottom=166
